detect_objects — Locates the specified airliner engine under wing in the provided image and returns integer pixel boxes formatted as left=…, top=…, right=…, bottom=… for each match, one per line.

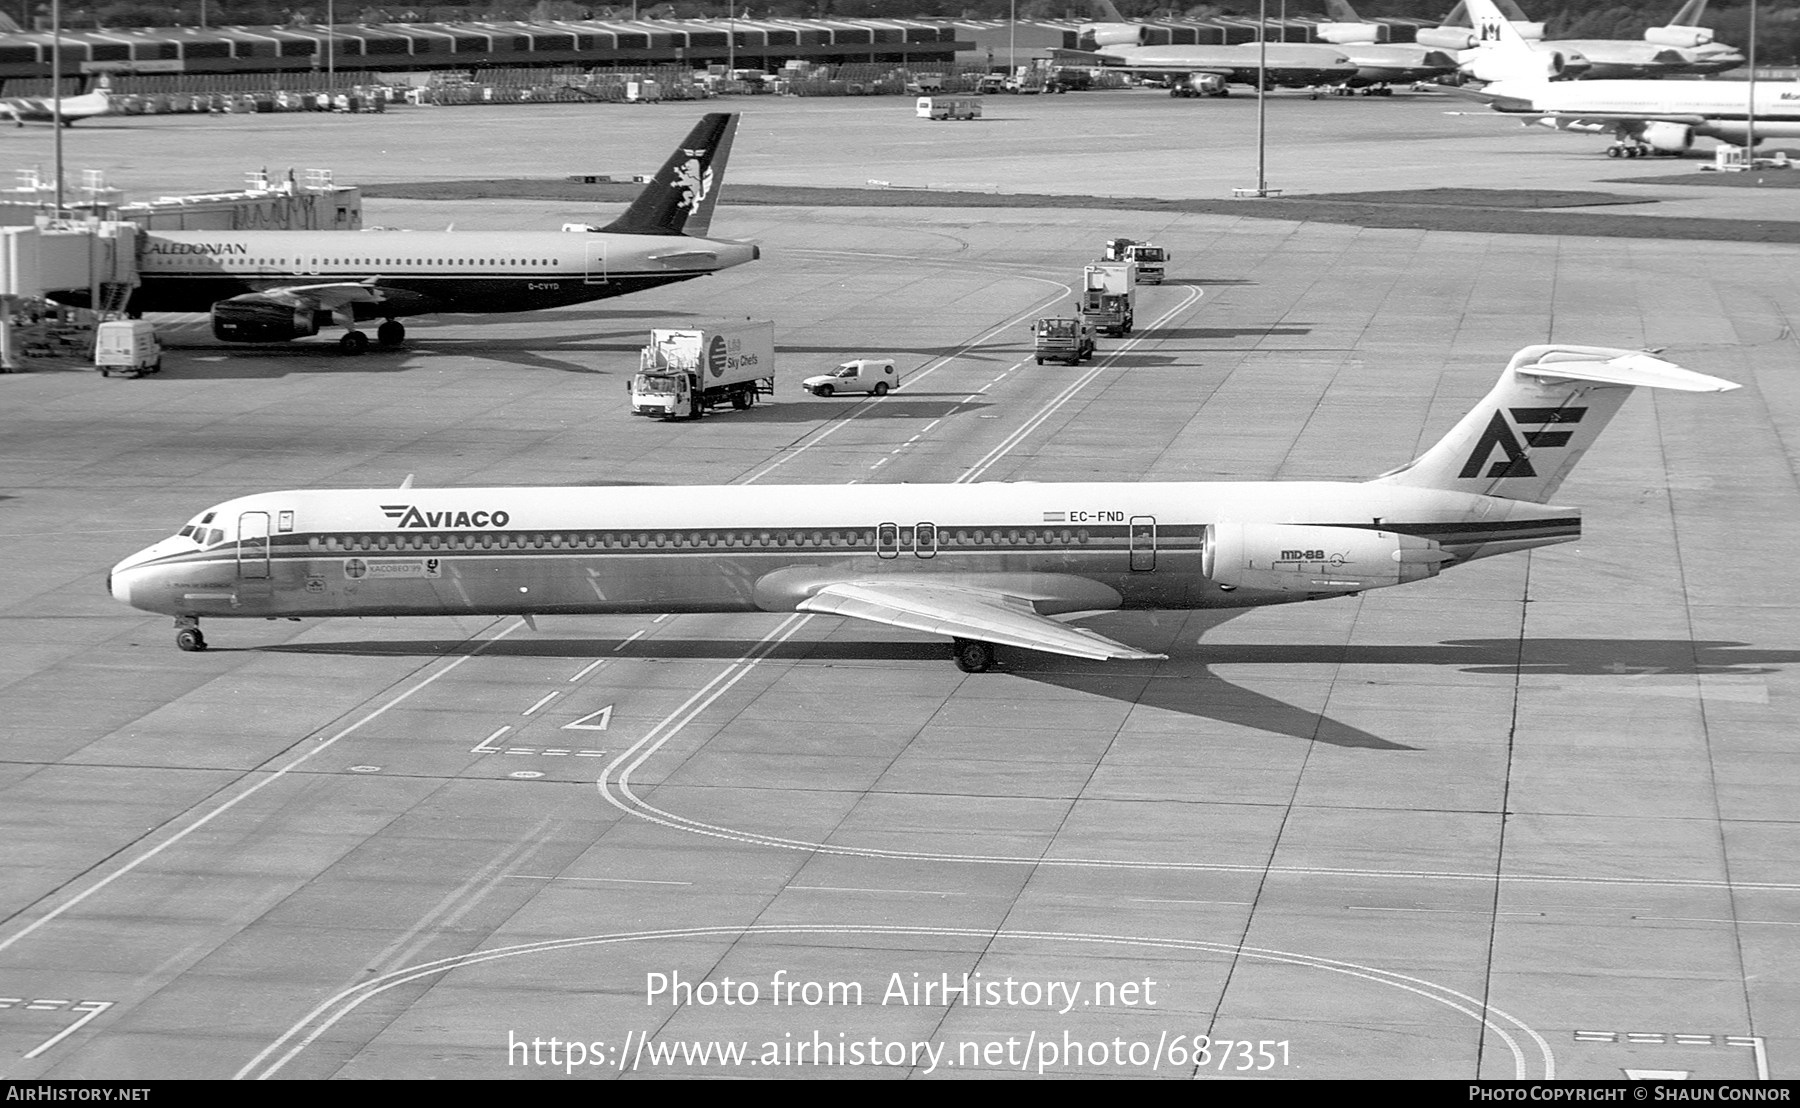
left=108, top=346, right=1737, bottom=671
left=48, top=113, right=757, bottom=353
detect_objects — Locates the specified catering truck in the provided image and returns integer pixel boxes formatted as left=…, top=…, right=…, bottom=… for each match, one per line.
left=630, top=321, right=775, bottom=420
left=1077, top=261, right=1137, bottom=337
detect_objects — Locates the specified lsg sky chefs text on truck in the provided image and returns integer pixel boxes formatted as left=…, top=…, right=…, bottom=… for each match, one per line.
left=630, top=321, right=776, bottom=420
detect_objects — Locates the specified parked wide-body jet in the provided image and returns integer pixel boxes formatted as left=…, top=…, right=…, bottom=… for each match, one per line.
left=50, top=113, right=757, bottom=353
left=1058, top=0, right=1360, bottom=94
left=1468, top=72, right=1800, bottom=156
left=1427, top=0, right=1743, bottom=81
left=108, top=346, right=1737, bottom=671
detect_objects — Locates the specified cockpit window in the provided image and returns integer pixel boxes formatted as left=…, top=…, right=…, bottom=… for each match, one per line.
left=178, top=525, right=197, bottom=540
left=205, top=528, right=225, bottom=546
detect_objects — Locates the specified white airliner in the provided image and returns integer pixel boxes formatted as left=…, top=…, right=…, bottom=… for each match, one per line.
left=1467, top=58, right=1800, bottom=156
left=0, top=78, right=115, bottom=126
left=49, top=113, right=757, bottom=353
left=108, top=345, right=1737, bottom=671
left=1426, top=0, right=1743, bottom=81
left=1424, top=0, right=1593, bottom=83
left=1057, top=0, right=1360, bottom=95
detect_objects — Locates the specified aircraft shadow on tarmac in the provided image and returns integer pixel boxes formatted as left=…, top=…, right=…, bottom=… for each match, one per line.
left=255, top=634, right=1794, bottom=751
left=1152, top=325, right=1314, bottom=341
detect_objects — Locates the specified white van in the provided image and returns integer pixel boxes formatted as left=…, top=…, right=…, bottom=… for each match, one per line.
left=94, top=319, right=162, bottom=378
left=803, top=359, right=898, bottom=397
left=915, top=96, right=980, bottom=121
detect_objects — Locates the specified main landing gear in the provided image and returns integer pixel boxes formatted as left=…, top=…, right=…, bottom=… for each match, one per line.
left=338, top=320, right=406, bottom=354
left=1606, top=142, right=1678, bottom=158
left=951, top=637, right=996, bottom=674
left=175, top=615, right=207, bottom=652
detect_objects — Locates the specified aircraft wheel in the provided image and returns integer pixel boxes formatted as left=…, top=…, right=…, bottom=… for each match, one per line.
left=340, top=330, right=369, bottom=354
left=816, top=384, right=833, bottom=397
left=952, top=638, right=995, bottom=674
left=175, top=628, right=207, bottom=652
left=872, top=382, right=889, bottom=396
left=377, top=320, right=405, bottom=346
left=1607, top=146, right=1622, bottom=158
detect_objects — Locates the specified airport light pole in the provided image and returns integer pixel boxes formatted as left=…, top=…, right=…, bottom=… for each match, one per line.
left=1008, top=0, right=1015, bottom=77
left=51, top=0, right=63, bottom=214
left=1746, top=1, right=1757, bottom=156
left=325, top=0, right=334, bottom=93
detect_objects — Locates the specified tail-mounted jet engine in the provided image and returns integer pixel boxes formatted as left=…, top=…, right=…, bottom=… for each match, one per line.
left=1202, top=523, right=1449, bottom=595
left=1078, top=23, right=1149, bottom=50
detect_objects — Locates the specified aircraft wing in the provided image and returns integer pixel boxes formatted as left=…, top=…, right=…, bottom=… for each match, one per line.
left=1051, top=48, right=1232, bottom=77
left=797, top=580, right=1166, bottom=662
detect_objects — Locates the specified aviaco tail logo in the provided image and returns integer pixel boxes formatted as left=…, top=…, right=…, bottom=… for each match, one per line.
left=1458, top=406, right=1586, bottom=479
left=380, top=504, right=512, bottom=528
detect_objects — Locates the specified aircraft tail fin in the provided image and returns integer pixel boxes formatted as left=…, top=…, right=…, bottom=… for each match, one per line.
left=1324, top=0, right=1363, bottom=21
left=599, top=112, right=739, bottom=238
left=1669, top=0, right=1711, bottom=27
left=1371, top=345, right=1738, bottom=503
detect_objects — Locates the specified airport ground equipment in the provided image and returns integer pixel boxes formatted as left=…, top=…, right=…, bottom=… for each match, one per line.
left=94, top=319, right=162, bottom=378
left=1032, top=318, right=1096, bottom=365
left=916, top=96, right=981, bottom=120
left=1124, top=242, right=1168, bottom=284
left=631, top=320, right=774, bottom=419
left=803, top=358, right=898, bottom=396
left=1078, top=261, right=1137, bottom=337
left=1102, top=238, right=1135, bottom=261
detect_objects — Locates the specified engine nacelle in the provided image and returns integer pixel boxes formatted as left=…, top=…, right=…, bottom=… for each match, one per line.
left=1184, top=73, right=1227, bottom=94
left=1468, top=46, right=1579, bottom=83
left=1416, top=27, right=1478, bottom=51
left=1202, top=523, right=1448, bottom=595
left=1645, top=26, right=1712, bottom=49
left=210, top=298, right=322, bottom=343
left=1079, top=22, right=1148, bottom=49
left=1317, top=21, right=1383, bottom=45
left=1642, top=121, right=1695, bottom=153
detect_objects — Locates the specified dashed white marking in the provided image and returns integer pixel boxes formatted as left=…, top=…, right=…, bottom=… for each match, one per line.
left=612, top=629, right=646, bottom=652
left=569, top=659, right=608, bottom=682
left=0, top=619, right=524, bottom=960
left=21, top=1000, right=113, bottom=1060
left=522, top=691, right=559, bottom=716
left=471, top=726, right=510, bottom=754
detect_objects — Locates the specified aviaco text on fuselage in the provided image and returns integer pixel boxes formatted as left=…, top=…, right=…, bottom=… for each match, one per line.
left=51, top=112, right=757, bottom=354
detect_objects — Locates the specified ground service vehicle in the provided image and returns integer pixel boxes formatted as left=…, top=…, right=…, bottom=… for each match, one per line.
left=803, top=359, right=898, bottom=396
left=631, top=321, right=774, bottom=420
left=1103, top=238, right=1136, bottom=261
left=1032, top=318, right=1096, bottom=365
left=93, top=319, right=162, bottom=377
left=1078, top=261, right=1137, bottom=336
left=1125, top=242, right=1168, bottom=284
left=916, top=96, right=981, bottom=120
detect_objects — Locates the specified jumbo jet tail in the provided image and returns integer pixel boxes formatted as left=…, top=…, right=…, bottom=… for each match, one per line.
left=598, top=112, right=738, bottom=238
left=1370, top=345, right=1738, bottom=503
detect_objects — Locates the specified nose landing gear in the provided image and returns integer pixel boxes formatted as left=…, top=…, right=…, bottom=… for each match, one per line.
left=175, top=616, right=207, bottom=652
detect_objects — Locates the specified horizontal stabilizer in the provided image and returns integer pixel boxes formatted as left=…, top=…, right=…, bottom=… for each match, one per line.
left=799, top=580, right=1164, bottom=662
left=1514, top=347, right=1740, bottom=392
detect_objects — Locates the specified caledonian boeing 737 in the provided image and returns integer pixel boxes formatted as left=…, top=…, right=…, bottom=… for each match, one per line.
left=53, top=113, right=756, bottom=353
left=108, top=345, right=1736, bottom=671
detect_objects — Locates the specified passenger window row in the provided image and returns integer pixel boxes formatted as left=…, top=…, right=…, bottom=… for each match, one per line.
left=306, top=527, right=1100, bottom=553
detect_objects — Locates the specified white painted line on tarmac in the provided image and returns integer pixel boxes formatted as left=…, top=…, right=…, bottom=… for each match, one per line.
left=507, top=875, right=693, bottom=886
left=569, top=658, right=608, bottom=682
left=0, top=619, right=524, bottom=960
left=22, top=1000, right=113, bottom=1061
left=522, top=691, right=559, bottom=715
left=471, top=726, right=510, bottom=754
left=241, top=923, right=1553, bottom=1081
left=613, top=629, right=646, bottom=652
